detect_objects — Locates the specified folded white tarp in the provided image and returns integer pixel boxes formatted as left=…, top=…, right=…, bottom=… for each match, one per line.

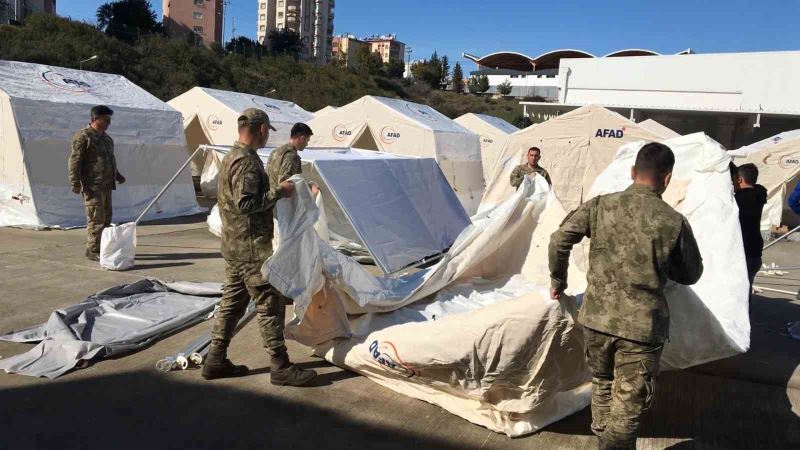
left=0, top=279, right=222, bottom=379
left=205, top=146, right=472, bottom=274
left=0, top=60, right=202, bottom=228
left=262, top=131, right=749, bottom=436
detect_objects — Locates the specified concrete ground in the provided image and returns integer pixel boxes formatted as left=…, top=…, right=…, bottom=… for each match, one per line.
left=0, top=212, right=798, bottom=450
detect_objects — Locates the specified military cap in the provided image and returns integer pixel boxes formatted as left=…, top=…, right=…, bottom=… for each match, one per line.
left=238, top=108, right=277, bottom=131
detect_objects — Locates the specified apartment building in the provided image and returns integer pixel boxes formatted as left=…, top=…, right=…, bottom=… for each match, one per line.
left=363, top=34, right=406, bottom=64
left=163, top=0, right=223, bottom=47
left=332, top=33, right=365, bottom=67
left=1, top=0, right=56, bottom=24
left=257, top=0, right=335, bottom=64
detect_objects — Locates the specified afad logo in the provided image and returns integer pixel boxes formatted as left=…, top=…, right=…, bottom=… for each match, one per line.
left=251, top=97, right=282, bottom=115
left=207, top=114, right=223, bottom=131
left=380, top=126, right=400, bottom=144
left=480, top=135, right=494, bottom=148
left=332, top=124, right=352, bottom=142
left=778, top=154, right=800, bottom=170
left=40, top=70, right=92, bottom=93
left=595, top=127, right=625, bottom=138
left=368, top=340, right=419, bottom=378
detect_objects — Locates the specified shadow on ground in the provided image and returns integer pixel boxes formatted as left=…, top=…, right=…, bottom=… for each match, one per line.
left=0, top=369, right=458, bottom=450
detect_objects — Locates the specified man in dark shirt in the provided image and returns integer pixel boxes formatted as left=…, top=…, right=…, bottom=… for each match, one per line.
left=734, top=163, right=768, bottom=291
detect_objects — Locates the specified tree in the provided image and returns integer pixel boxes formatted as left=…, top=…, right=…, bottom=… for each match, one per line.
left=411, top=59, right=442, bottom=89
left=96, top=0, right=160, bottom=42
left=356, top=45, right=384, bottom=76
left=268, top=29, right=302, bottom=58
left=440, top=55, right=450, bottom=85
left=467, top=76, right=480, bottom=94
left=497, top=80, right=512, bottom=95
left=451, top=62, right=464, bottom=93
left=384, top=59, right=406, bottom=79
left=225, top=36, right=265, bottom=57
left=478, top=75, right=490, bottom=93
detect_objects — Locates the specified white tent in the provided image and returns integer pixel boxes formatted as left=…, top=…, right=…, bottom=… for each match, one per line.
left=262, top=132, right=749, bottom=436
left=454, top=113, right=519, bottom=178
left=306, top=96, right=485, bottom=214
left=480, top=105, right=668, bottom=212
left=205, top=146, right=471, bottom=274
left=0, top=61, right=201, bottom=229
left=639, top=118, right=681, bottom=139
left=729, top=130, right=800, bottom=229
left=167, top=87, right=314, bottom=175
left=314, top=105, right=338, bottom=117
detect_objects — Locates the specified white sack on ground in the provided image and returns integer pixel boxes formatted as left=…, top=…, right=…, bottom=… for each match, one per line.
left=0, top=279, right=222, bottom=379
left=263, top=131, right=750, bottom=435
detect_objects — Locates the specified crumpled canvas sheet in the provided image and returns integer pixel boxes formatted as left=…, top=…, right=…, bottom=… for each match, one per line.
left=264, top=129, right=750, bottom=436
left=0, top=279, right=222, bottom=379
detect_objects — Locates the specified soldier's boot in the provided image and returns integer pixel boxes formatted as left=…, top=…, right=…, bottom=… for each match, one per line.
left=201, top=341, right=249, bottom=380
left=85, top=249, right=100, bottom=261
left=269, top=351, right=317, bottom=386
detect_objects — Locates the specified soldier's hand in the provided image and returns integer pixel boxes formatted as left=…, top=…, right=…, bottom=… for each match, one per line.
left=71, top=185, right=82, bottom=195
left=280, top=180, right=295, bottom=198
left=550, top=287, right=563, bottom=300
left=309, top=182, right=321, bottom=198
left=116, top=173, right=126, bottom=184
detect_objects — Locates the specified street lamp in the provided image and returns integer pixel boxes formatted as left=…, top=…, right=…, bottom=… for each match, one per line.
left=79, top=55, right=98, bottom=70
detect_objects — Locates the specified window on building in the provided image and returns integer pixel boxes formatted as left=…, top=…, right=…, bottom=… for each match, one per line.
left=278, top=12, right=283, bottom=17
left=278, top=0, right=284, bottom=5
left=260, top=25, right=266, bottom=31
left=193, top=12, right=203, bottom=19
left=193, top=26, right=204, bottom=33
left=260, top=3, right=266, bottom=10
left=193, top=0, right=204, bottom=5
left=260, top=14, right=265, bottom=20
left=278, top=23, right=284, bottom=29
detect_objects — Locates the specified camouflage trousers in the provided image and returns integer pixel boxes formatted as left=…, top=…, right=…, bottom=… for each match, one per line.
left=211, top=260, right=287, bottom=356
left=83, top=188, right=113, bottom=254
left=584, top=328, right=663, bottom=450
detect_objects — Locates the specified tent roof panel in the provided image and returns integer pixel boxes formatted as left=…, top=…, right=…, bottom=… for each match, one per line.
left=368, top=96, right=475, bottom=134
left=0, top=60, right=171, bottom=111
left=195, top=87, right=313, bottom=125
left=459, top=113, right=519, bottom=134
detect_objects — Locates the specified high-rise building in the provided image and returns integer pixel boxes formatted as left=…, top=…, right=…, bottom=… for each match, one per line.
left=1, top=0, right=56, bottom=24
left=257, top=0, right=335, bottom=64
left=163, top=0, right=223, bottom=47
left=363, top=34, right=405, bottom=64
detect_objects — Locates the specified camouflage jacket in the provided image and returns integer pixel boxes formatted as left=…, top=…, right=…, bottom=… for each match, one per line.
left=218, top=141, right=284, bottom=262
left=267, top=143, right=302, bottom=192
left=68, top=126, right=118, bottom=192
left=510, top=164, right=551, bottom=188
left=548, top=184, right=704, bottom=343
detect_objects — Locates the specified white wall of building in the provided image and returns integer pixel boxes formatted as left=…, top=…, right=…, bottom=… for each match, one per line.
left=558, top=51, right=800, bottom=114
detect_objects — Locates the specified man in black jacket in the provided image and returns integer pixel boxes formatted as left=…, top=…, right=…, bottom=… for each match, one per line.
left=734, top=163, right=768, bottom=291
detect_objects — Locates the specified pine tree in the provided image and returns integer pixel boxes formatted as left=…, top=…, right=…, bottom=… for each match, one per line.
left=478, top=74, right=490, bottom=93
left=452, top=62, right=464, bottom=93
left=440, top=55, right=450, bottom=84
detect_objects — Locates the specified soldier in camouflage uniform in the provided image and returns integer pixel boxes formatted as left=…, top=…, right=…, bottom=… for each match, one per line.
left=202, top=108, right=317, bottom=386
left=510, top=146, right=551, bottom=189
left=267, top=123, right=313, bottom=190
left=68, top=105, right=126, bottom=261
left=548, top=142, right=704, bottom=450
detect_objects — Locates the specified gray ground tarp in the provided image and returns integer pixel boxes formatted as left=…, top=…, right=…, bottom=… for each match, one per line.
left=0, top=279, right=222, bottom=379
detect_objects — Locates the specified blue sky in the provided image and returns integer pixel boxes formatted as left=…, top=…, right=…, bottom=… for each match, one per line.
left=64, top=0, right=800, bottom=69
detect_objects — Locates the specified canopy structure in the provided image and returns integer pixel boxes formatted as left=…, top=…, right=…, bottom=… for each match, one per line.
left=167, top=87, right=313, bottom=175
left=480, top=105, right=667, bottom=212
left=639, top=118, right=681, bottom=139
left=306, top=96, right=484, bottom=214
left=205, top=146, right=471, bottom=274
left=0, top=61, right=201, bottom=229
left=454, top=113, right=519, bottom=177
left=314, top=105, right=338, bottom=117
left=262, top=132, right=748, bottom=436
left=729, top=130, right=800, bottom=229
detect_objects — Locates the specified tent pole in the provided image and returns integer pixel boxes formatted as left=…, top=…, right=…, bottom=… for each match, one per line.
left=135, top=146, right=204, bottom=226
left=762, top=224, right=800, bottom=251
